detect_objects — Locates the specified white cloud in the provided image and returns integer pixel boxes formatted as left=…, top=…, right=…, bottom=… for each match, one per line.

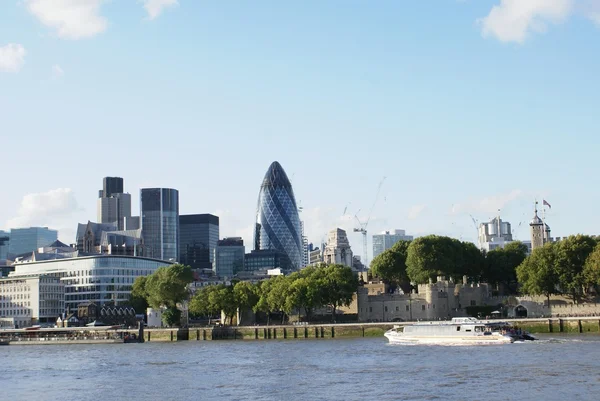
left=408, top=204, right=426, bottom=220
left=6, top=188, right=80, bottom=231
left=0, top=44, right=26, bottom=72
left=140, top=0, right=178, bottom=20
left=25, top=0, right=108, bottom=40
left=451, top=189, right=524, bottom=216
left=52, top=64, right=64, bottom=78
left=478, top=0, right=574, bottom=43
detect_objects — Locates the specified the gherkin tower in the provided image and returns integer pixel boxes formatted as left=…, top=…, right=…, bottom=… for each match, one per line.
left=254, top=161, right=303, bottom=270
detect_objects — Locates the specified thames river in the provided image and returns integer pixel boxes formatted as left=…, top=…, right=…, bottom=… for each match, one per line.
left=2, top=335, right=599, bottom=400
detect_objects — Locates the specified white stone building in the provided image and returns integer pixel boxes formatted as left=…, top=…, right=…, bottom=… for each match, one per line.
left=372, top=229, right=414, bottom=259
left=0, top=274, right=64, bottom=328
left=323, top=228, right=353, bottom=267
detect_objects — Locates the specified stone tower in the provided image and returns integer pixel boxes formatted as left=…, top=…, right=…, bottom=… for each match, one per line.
left=530, top=203, right=544, bottom=251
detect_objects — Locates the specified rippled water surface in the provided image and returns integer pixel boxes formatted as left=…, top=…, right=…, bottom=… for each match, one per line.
left=2, top=334, right=600, bottom=400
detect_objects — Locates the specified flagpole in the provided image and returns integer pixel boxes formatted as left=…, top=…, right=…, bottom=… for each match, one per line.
left=542, top=204, right=546, bottom=244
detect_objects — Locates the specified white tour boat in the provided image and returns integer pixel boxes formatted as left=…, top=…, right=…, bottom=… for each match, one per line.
left=384, top=317, right=514, bottom=345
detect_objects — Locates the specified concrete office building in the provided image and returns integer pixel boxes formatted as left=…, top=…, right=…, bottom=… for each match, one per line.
left=97, top=177, right=132, bottom=231
left=213, top=237, right=245, bottom=278
left=179, top=214, right=219, bottom=271
left=372, top=229, right=414, bottom=259
left=8, top=227, right=58, bottom=256
left=0, top=274, right=64, bottom=328
left=140, top=188, right=179, bottom=261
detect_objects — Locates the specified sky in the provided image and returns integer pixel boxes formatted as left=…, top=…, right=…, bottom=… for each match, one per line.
left=1, top=0, right=600, bottom=263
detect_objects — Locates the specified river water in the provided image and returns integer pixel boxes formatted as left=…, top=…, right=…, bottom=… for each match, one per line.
left=2, top=334, right=599, bottom=400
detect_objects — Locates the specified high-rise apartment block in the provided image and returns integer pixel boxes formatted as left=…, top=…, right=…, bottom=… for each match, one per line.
left=140, top=188, right=179, bottom=261
left=179, top=214, right=219, bottom=270
left=372, top=229, right=414, bottom=259
left=478, top=216, right=513, bottom=252
left=214, top=237, right=245, bottom=278
left=7, top=227, right=58, bottom=256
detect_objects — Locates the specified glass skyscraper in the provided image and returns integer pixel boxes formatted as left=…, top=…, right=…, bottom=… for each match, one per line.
left=254, top=161, right=303, bottom=270
left=179, top=214, right=219, bottom=270
left=140, top=188, right=179, bottom=261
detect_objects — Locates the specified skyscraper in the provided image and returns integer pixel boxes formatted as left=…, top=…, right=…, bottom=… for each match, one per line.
left=214, top=237, right=245, bottom=278
left=0, top=230, right=10, bottom=260
left=254, top=161, right=303, bottom=270
left=179, top=214, right=219, bottom=270
left=97, top=177, right=131, bottom=230
left=140, top=188, right=179, bottom=261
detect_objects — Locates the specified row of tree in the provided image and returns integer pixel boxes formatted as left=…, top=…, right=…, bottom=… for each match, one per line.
left=370, top=234, right=600, bottom=301
left=517, top=235, right=600, bottom=303
left=370, top=235, right=528, bottom=290
left=188, top=264, right=358, bottom=324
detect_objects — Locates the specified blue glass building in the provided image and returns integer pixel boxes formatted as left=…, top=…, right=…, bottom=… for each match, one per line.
left=254, top=162, right=303, bottom=271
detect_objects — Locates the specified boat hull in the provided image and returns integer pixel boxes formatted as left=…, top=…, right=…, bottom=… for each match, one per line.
left=384, top=332, right=513, bottom=345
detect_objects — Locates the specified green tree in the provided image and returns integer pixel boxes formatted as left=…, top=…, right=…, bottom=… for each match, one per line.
left=370, top=240, right=411, bottom=290
left=318, top=264, right=358, bottom=322
left=189, top=285, right=223, bottom=323
left=554, top=235, right=597, bottom=302
left=144, top=264, right=194, bottom=326
left=233, top=281, right=259, bottom=325
left=406, top=235, right=457, bottom=283
left=129, top=276, right=149, bottom=313
left=583, top=243, right=600, bottom=294
left=517, top=242, right=558, bottom=305
left=285, top=267, right=323, bottom=321
left=483, top=241, right=528, bottom=293
left=267, top=275, right=292, bottom=324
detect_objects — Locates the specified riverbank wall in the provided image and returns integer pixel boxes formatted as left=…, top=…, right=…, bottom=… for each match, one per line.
left=138, top=317, right=600, bottom=342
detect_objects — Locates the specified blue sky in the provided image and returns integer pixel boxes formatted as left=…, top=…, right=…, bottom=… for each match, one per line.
left=1, top=0, right=599, bottom=262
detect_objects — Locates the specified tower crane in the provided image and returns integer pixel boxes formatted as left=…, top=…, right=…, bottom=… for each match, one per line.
left=353, top=177, right=386, bottom=269
left=469, top=214, right=480, bottom=248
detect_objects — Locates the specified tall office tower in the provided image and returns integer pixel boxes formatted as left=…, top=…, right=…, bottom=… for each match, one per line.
left=97, top=177, right=132, bottom=230
left=102, top=177, right=124, bottom=198
left=179, top=214, right=219, bottom=270
left=213, top=237, right=245, bottom=278
left=8, top=227, right=58, bottom=256
left=372, top=229, right=414, bottom=259
left=140, top=188, right=179, bottom=261
left=0, top=230, right=10, bottom=260
left=254, top=161, right=303, bottom=271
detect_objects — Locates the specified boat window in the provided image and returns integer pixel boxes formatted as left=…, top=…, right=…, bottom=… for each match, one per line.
left=465, top=329, right=471, bottom=332
left=456, top=326, right=460, bottom=331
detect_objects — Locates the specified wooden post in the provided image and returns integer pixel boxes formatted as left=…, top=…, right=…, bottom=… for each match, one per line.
left=578, top=320, right=583, bottom=333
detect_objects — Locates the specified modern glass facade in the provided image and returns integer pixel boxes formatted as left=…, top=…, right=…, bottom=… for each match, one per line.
left=102, top=177, right=124, bottom=198
left=141, top=188, right=179, bottom=261
left=214, top=237, right=244, bottom=278
left=0, top=230, right=9, bottom=260
left=10, top=255, right=167, bottom=309
left=8, top=227, right=58, bottom=256
left=244, top=249, right=288, bottom=272
left=179, top=214, right=219, bottom=270
left=254, top=161, right=303, bottom=270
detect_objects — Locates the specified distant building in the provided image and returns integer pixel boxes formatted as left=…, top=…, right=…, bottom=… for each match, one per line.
left=245, top=249, right=289, bottom=272
left=10, top=255, right=167, bottom=310
left=372, top=230, right=414, bottom=260
left=530, top=205, right=551, bottom=251
left=140, top=188, right=179, bottom=261
left=0, top=274, right=64, bottom=328
left=301, top=221, right=309, bottom=268
left=8, top=227, right=58, bottom=256
left=213, top=237, right=245, bottom=278
left=179, top=214, right=219, bottom=271
left=0, top=230, right=9, bottom=260
left=75, top=221, right=144, bottom=257
left=478, top=216, right=513, bottom=252
left=309, top=247, right=323, bottom=265
left=323, top=228, right=353, bottom=267
left=97, top=177, right=132, bottom=231
left=254, top=162, right=303, bottom=270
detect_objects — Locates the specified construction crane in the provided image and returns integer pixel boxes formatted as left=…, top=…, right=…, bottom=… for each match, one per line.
left=469, top=214, right=480, bottom=248
left=353, top=177, right=386, bottom=269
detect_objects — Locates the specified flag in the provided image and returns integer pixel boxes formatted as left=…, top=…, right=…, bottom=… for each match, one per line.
left=543, top=199, right=551, bottom=209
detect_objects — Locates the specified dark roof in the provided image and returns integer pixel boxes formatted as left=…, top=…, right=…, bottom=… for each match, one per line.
left=261, top=161, right=292, bottom=189
left=179, top=214, right=219, bottom=225
left=47, top=240, right=70, bottom=248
